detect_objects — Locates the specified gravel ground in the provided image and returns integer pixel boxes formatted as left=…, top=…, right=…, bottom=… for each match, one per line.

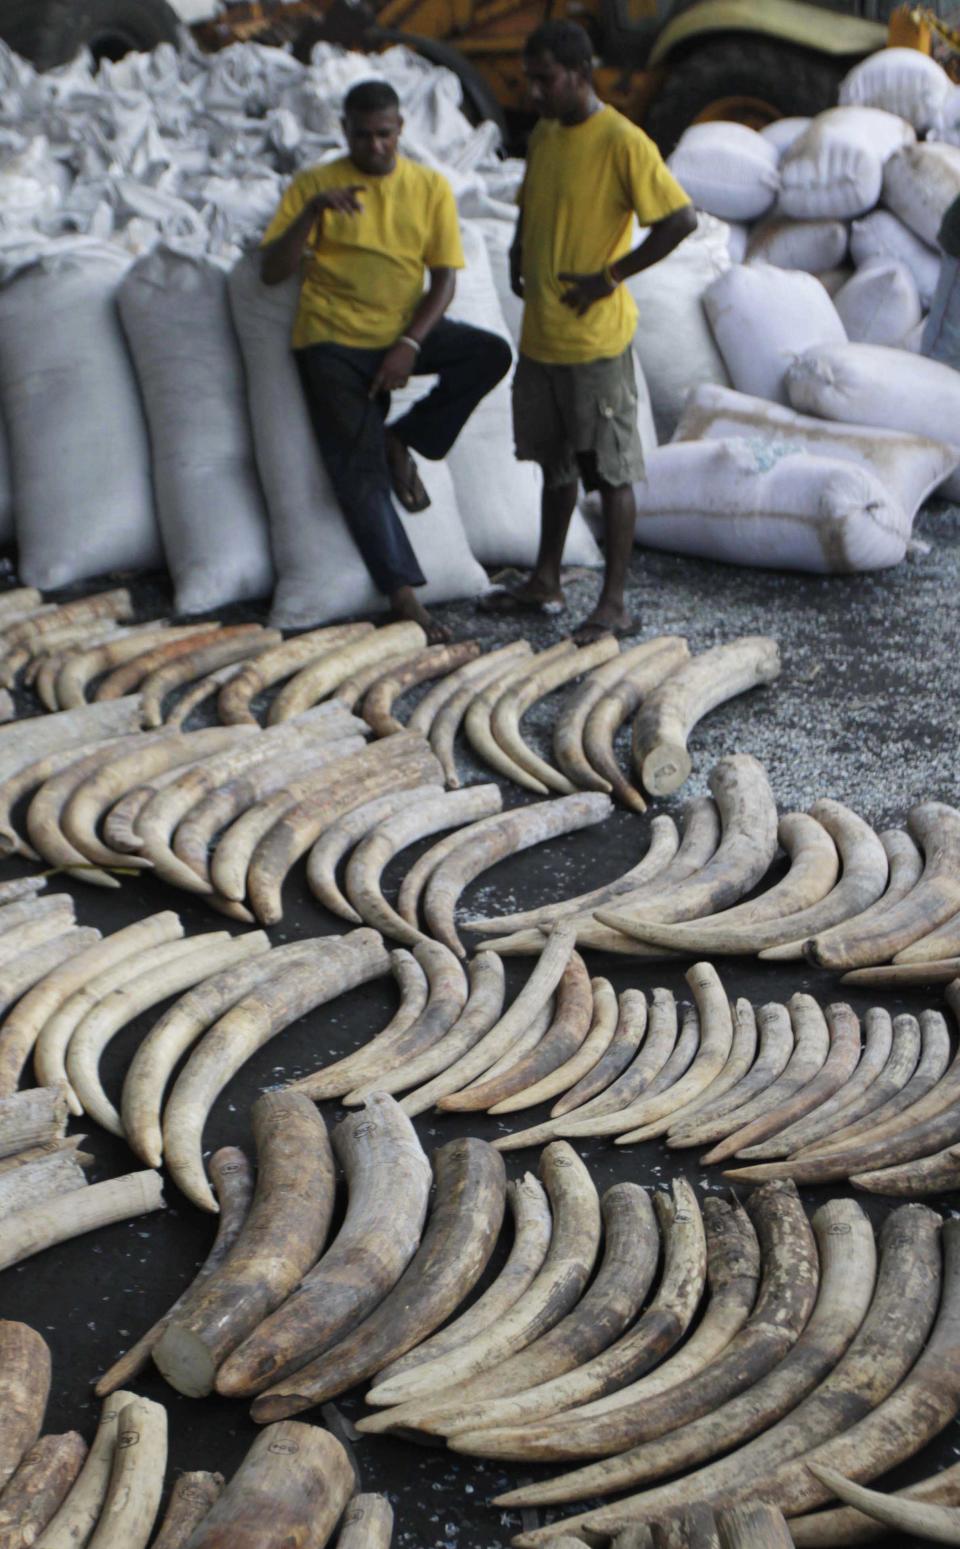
left=0, top=507, right=958, bottom=1549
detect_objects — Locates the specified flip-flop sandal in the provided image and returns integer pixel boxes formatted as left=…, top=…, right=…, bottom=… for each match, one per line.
left=573, top=616, right=642, bottom=645
left=479, top=585, right=565, bottom=617
left=387, top=438, right=431, bottom=513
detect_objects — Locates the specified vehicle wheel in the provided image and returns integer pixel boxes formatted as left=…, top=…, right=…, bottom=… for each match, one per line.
left=645, top=37, right=845, bottom=154
left=0, top=0, right=181, bottom=71
left=383, top=30, right=509, bottom=144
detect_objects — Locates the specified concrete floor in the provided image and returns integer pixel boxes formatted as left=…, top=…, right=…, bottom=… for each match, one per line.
left=0, top=505, right=958, bottom=1547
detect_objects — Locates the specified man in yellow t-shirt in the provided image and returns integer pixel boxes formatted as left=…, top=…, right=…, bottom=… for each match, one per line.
left=486, top=21, right=695, bottom=642
left=260, top=79, right=511, bottom=640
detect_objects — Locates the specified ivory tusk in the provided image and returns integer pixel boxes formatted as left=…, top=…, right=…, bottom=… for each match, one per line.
left=0, top=587, right=41, bottom=619
left=757, top=801, right=890, bottom=961
left=851, top=1139, right=960, bottom=1194
left=174, top=1422, right=354, bottom=1549
left=668, top=1001, right=794, bottom=1149
left=842, top=956, right=960, bottom=986
left=802, top=1461, right=960, bottom=1544
left=393, top=806, right=528, bottom=933
left=407, top=639, right=529, bottom=738
left=422, top=792, right=613, bottom=956
left=103, top=781, right=175, bottom=855
left=464, top=641, right=577, bottom=794
left=582, top=650, right=692, bottom=812
left=659, top=995, right=759, bottom=1140
left=360, top=640, right=482, bottom=736
left=0, top=735, right=139, bottom=859
left=0, top=1321, right=51, bottom=1492
left=268, top=621, right=427, bottom=724
left=342, top=784, right=504, bottom=946
left=163, top=661, right=248, bottom=730
left=162, top=930, right=391, bottom=1211
left=795, top=826, right=923, bottom=961
left=34, top=1389, right=138, bottom=1549
left=94, top=625, right=224, bottom=700
left=550, top=983, right=652, bottom=1119
left=95, top=1147, right=253, bottom=1395
left=331, top=642, right=430, bottom=713
left=0, top=1146, right=91, bottom=1219
left=489, top=975, right=619, bottom=1115
left=0, top=1086, right=68, bottom=1160
left=351, top=949, right=504, bottom=1109
left=0, top=898, right=79, bottom=973
left=489, top=635, right=621, bottom=796
left=0, top=930, right=102, bottom=1019
left=0, top=878, right=47, bottom=907
left=54, top=626, right=210, bottom=710
left=154, top=1092, right=335, bottom=1395
left=217, top=623, right=374, bottom=724
left=717, top=1504, right=794, bottom=1549
left=335, top=1494, right=394, bottom=1549
left=631, top=636, right=781, bottom=797
left=119, top=936, right=274, bottom=1166
left=0, top=1169, right=164, bottom=1272
left=4, top=590, right=132, bottom=647
left=306, top=787, right=437, bottom=923
left=455, top=994, right=555, bottom=1090
left=429, top=641, right=535, bottom=786
left=217, top=1093, right=431, bottom=1401
left=0, top=706, right=147, bottom=825
left=288, top=947, right=430, bottom=1102
left=139, top=627, right=281, bottom=727
left=148, top=1470, right=225, bottom=1549
left=65, top=932, right=254, bottom=1137
left=896, top=907, right=960, bottom=964
left=248, top=1132, right=504, bottom=1418
left=31, top=914, right=184, bottom=1113
left=376, top=1171, right=552, bottom=1388
left=359, top=1141, right=601, bottom=1421
left=554, top=636, right=689, bottom=794
left=0, top=1431, right=88, bottom=1547
left=795, top=1009, right=925, bottom=1155
left=29, top=621, right=169, bottom=704
left=84, top=1397, right=167, bottom=1549
left=426, top=1182, right=661, bottom=1443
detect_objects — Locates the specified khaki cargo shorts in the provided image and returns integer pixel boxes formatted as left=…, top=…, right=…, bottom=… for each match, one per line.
left=512, top=345, right=646, bottom=491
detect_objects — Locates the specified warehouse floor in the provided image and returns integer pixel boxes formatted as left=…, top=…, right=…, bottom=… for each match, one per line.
left=1, top=500, right=958, bottom=1548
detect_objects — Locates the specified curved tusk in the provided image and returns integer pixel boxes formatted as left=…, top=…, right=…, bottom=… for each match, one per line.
left=549, top=984, right=653, bottom=1121
left=0, top=1320, right=51, bottom=1492
left=798, top=1009, right=937, bottom=1156
left=423, top=793, right=613, bottom=957
left=0, top=1145, right=91, bottom=1219
left=162, top=930, right=391, bottom=1211
left=54, top=626, right=207, bottom=710
left=792, top=1463, right=960, bottom=1547
left=175, top=1423, right=354, bottom=1549
left=154, top=1092, right=335, bottom=1396
left=659, top=995, right=759, bottom=1141
left=350, top=949, right=504, bottom=1109
left=359, top=1141, right=601, bottom=1422
left=429, top=641, right=534, bottom=787
left=555, top=636, right=689, bottom=794
left=489, top=976, right=619, bottom=1115
left=802, top=1461, right=960, bottom=1544
left=408, top=639, right=529, bottom=739
left=0, top=895, right=78, bottom=968
left=65, top=932, right=253, bottom=1137
left=288, top=947, right=430, bottom=1102
left=669, top=1001, right=794, bottom=1149
left=0, top=735, right=138, bottom=859
left=330, top=642, right=430, bottom=713
left=306, top=787, right=434, bottom=923
left=896, top=907, right=960, bottom=965
left=0, top=930, right=102, bottom=1020
left=334, top=1495, right=394, bottom=1549
left=35, top=1389, right=138, bottom=1549
left=30, top=621, right=166, bottom=706
left=490, top=635, right=621, bottom=796
left=31, top=914, right=185, bottom=1114
left=756, top=800, right=890, bottom=961
left=850, top=1140, right=960, bottom=1196
left=343, top=784, right=504, bottom=945
left=717, top=1503, right=793, bottom=1549
left=0, top=706, right=147, bottom=839
left=139, top=627, right=280, bottom=728
left=0, top=1169, right=165, bottom=1272
left=842, top=956, right=960, bottom=987
left=632, top=636, right=781, bottom=797
left=268, top=621, right=427, bottom=724
left=93, top=625, right=223, bottom=701
left=216, top=1093, right=432, bottom=1401
left=95, top=1147, right=254, bottom=1395
left=424, top=1182, right=661, bottom=1443
left=0, top=1432, right=88, bottom=1546
left=582, top=641, right=693, bottom=811
left=361, top=640, right=482, bottom=736
left=148, top=1470, right=225, bottom=1549
left=163, top=661, right=249, bottom=731
left=84, top=1396, right=167, bottom=1549
left=0, top=1085, right=68, bottom=1159
left=250, top=1137, right=505, bottom=1419
left=218, top=622, right=374, bottom=725
left=393, top=806, right=527, bottom=934
left=464, top=641, right=577, bottom=794
left=795, top=825, right=923, bottom=960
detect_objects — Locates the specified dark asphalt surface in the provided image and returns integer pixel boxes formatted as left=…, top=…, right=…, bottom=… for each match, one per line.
left=0, top=504, right=958, bottom=1547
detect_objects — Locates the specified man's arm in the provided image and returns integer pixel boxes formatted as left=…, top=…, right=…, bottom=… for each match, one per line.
left=509, top=210, right=523, bottom=299
left=559, top=203, right=696, bottom=316
left=369, top=266, right=456, bottom=396
left=260, top=184, right=365, bottom=286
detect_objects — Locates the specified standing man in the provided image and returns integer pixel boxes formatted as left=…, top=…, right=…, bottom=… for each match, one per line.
left=490, top=20, right=695, bottom=641
left=260, top=78, right=512, bottom=641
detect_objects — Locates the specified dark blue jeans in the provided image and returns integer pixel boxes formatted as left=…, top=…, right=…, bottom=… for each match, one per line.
left=296, top=318, right=512, bottom=596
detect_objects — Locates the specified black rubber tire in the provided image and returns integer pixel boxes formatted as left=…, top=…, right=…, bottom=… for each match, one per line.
left=0, top=0, right=180, bottom=70
left=645, top=36, right=845, bottom=155
left=383, top=30, right=509, bottom=144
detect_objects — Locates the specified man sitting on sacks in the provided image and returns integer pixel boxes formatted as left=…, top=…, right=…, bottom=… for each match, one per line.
left=485, top=20, right=695, bottom=642
left=260, top=78, right=512, bottom=642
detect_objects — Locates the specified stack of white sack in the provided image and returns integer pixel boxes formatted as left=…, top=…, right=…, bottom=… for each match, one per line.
left=0, top=37, right=604, bottom=617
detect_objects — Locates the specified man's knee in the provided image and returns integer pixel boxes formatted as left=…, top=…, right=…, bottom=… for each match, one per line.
left=471, top=329, right=513, bottom=389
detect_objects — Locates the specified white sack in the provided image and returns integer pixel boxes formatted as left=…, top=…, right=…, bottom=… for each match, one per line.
left=118, top=246, right=274, bottom=613
left=704, top=263, right=846, bottom=404
left=470, top=214, right=522, bottom=344
left=725, top=222, right=749, bottom=263
left=902, top=317, right=927, bottom=353
left=445, top=224, right=602, bottom=568
left=833, top=258, right=921, bottom=346
left=667, top=122, right=779, bottom=223
left=850, top=209, right=941, bottom=307
left=0, top=409, right=11, bottom=547
left=882, top=141, right=960, bottom=249
left=839, top=48, right=952, bottom=131
left=0, top=243, right=161, bottom=587
left=759, top=117, right=811, bottom=160
left=628, top=211, right=730, bottom=440
left=227, top=252, right=489, bottom=628
left=816, top=266, right=854, bottom=297
left=779, top=107, right=915, bottom=220
left=747, top=216, right=848, bottom=272
left=632, top=439, right=912, bottom=572
left=672, top=382, right=957, bottom=522
left=932, top=84, right=960, bottom=147
left=787, top=340, right=960, bottom=499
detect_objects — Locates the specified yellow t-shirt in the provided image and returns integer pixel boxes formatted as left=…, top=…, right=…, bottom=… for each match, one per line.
left=261, top=155, right=465, bottom=350
left=519, top=106, right=690, bottom=365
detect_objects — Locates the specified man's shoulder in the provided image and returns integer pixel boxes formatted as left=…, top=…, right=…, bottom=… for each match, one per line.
left=596, top=105, right=658, bottom=156
left=395, top=156, right=454, bottom=198
left=295, top=156, right=355, bottom=189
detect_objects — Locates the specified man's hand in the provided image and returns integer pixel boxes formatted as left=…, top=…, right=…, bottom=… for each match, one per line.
left=312, top=184, right=365, bottom=217
left=558, top=269, right=617, bottom=316
left=510, top=246, right=524, bottom=299
left=370, top=339, right=419, bottom=397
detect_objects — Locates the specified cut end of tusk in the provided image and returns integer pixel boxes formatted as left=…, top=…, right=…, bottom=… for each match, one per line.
left=248, top=1390, right=303, bottom=1424
left=152, top=1324, right=218, bottom=1398
left=641, top=741, right=692, bottom=797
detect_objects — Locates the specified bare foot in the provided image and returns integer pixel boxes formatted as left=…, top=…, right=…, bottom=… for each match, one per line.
left=573, top=599, right=637, bottom=645
left=391, top=586, right=453, bottom=643
left=479, top=576, right=565, bottom=616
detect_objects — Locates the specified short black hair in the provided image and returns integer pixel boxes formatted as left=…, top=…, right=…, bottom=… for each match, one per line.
left=523, top=20, right=593, bottom=73
left=343, top=79, right=401, bottom=117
